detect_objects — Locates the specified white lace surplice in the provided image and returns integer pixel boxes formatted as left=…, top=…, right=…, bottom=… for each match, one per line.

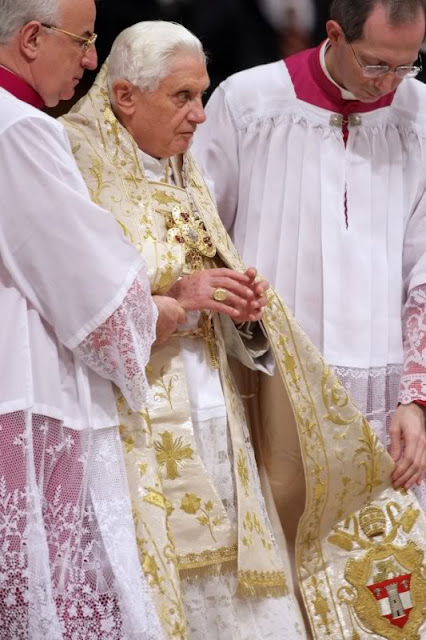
left=0, top=88, right=163, bottom=639
left=0, top=275, right=162, bottom=640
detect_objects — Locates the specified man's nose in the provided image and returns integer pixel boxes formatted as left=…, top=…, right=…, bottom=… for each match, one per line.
left=82, top=44, right=98, bottom=71
left=375, top=71, right=401, bottom=95
left=189, top=98, right=206, bottom=124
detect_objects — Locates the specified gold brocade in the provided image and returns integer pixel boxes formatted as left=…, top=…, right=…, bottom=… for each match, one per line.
left=62, top=66, right=289, bottom=639
left=62, top=64, right=426, bottom=639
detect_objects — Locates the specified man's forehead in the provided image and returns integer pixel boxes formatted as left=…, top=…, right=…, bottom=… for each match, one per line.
left=362, top=3, right=425, bottom=44
left=61, top=0, right=96, bottom=25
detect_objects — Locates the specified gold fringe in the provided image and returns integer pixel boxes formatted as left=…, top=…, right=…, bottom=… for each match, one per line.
left=179, top=557, right=237, bottom=582
left=237, top=570, right=289, bottom=598
left=177, top=544, right=237, bottom=573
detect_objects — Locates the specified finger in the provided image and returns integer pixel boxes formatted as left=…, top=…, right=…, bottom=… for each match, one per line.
left=211, top=277, right=255, bottom=301
left=247, top=295, right=268, bottom=311
left=419, top=451, right=426, bottom=485
left=208, top=300, right=243, bottom=319
left=212, top=268, right=252, bottom=284
left=393, top=443, right=423, bottom=488
left=177, top=307, right=187, bottom=324
left=253, top=280, right=269, bottom=296
left=244, top=267, right=257, bottom=281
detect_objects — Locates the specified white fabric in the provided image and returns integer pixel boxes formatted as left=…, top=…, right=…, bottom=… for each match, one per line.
left=0, top=88, right=163, bottom=638
left=139, top=149, right=227, bottom=422
left=182, top=416, right=306, bottom=639
left=0, top=412, right=164, bottom=640
left=192, top=60, right=426, bottom=508
left=193, top=64, right=426, bottom=369
left=320, top=40, right=357, bottom=100
left=0, top=87, right=156, bottom=427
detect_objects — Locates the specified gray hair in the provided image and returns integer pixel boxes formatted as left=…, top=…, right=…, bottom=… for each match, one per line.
left=0, top=0, right=61, bottom=45
left=107, top=21, right=206, bottom=98
left=330, top=0, right=425, bottom=42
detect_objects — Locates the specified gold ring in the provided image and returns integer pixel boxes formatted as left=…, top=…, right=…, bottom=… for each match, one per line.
left=213, top=287, right=228, bottom=302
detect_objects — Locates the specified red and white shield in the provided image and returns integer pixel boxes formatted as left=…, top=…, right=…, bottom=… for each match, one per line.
left=367, top=572, right=413, bottom=629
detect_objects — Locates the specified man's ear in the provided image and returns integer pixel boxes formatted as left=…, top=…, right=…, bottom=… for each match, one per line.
left=113, top=80, right=137, bottom=116
left=326, top=19, right=345, bottom=47
left=20, top=21, right=44, bottom=61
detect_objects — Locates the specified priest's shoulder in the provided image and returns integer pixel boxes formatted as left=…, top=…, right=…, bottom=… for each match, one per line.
left=0, top=88, right=62, bottom=138
left=217, top=59, right=296, bottom=124
left=392, top=78, right=426, bottom=127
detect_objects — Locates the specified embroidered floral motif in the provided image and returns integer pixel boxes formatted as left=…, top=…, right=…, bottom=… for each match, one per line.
left=180, top=494, right=224, bottom=543
left=237, top=448, right=250, bottom=497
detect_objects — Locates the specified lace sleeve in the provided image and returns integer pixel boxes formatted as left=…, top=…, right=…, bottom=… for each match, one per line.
left=74, top=269, right=157, bottom=411
left=398, top=284, right=426, bottom=405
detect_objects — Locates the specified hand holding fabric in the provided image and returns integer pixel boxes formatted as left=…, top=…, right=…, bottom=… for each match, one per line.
left=153, top=295, right=186, bottom=346
left=389, top=402, right=426, bottom=489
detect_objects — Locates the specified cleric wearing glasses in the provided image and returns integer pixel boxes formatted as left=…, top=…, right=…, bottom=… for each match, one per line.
left=194, top=0, right=426, bottom=526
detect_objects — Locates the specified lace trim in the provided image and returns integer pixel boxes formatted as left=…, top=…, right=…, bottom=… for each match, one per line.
left=398, top=284, right=426, bottom=405
left=75, top=271, right=157, bottom=412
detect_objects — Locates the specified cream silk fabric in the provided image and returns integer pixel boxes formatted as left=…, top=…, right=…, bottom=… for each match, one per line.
left=62, top=67, right=426, bottom=640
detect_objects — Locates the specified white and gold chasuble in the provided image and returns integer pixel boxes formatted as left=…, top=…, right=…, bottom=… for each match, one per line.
left=62, top=67, right=426, bottom=640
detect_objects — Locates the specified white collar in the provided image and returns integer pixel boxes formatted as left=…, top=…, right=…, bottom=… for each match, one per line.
left=138, top=148, right=169, bottom=182
left=319, top=40, right=357, bottom=101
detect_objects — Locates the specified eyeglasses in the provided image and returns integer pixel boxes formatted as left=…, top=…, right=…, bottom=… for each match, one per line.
left=348, top=42, right=422, bottom=79
left=41, top=23, right=97, bottom=52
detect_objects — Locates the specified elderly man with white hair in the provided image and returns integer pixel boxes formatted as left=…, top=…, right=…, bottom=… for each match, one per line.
left=0, top=0, right=180, bottom=638
left=62, top=19, right=426, bottom=640
left=62, top=20, right=309, bottom=640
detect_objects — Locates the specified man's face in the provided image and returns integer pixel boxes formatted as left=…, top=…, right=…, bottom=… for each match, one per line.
left=327, top=4, right=425, bottom=103
left=35, top=0, right=97, bottom=106
left=126, top=54, right=209, bottom=159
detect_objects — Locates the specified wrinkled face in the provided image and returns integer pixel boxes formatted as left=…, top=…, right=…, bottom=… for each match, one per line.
left=125, top=54, right=209, bottom=158
left=34, top=0, right=97, bottom=106
left=326, top=4, right=425, bottom=103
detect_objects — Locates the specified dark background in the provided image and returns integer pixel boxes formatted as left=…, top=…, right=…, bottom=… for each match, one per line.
left=52, top=0, right=331, bottom=114
left=52, top=0, right=425, bottom=116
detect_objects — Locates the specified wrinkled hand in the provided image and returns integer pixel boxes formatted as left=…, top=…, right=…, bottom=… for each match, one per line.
left=167, top=267, right=268, bottom=322
left=389, top=402, right=426, bottom=490
left=152, top=295, right=186, bottom=346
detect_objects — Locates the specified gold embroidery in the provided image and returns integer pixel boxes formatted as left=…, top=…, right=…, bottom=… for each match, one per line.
left=180, top=493, right=225, bottom=543
left=155, top=432, right=194, bottom=480
left=237, top=448, right=250, bottom=497
left=151, top=365, right=178, bottom=409
left=331, top=503, right=426, bottom=639
left=152, top=189, right=180, bottom=207
left=144, top=487, right=174, bottom=515
left=238, top=570, right=288, bottom=597
left=178, top=544, right=238, bottom=572
left=242, top=512, right=272, bottom=551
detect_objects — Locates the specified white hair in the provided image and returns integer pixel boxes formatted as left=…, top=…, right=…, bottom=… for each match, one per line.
left=107, top=21, right=206, bottom=98
left=0, top=0, right=61, bottom=45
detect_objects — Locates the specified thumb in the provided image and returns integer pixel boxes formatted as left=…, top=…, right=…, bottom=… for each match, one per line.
left=176, top=305, right=186, bottom=324
left=389, top=417, right=402, bottom=462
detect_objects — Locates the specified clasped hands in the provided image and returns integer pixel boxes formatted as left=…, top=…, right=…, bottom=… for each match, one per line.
left=153, top=267, right=268, bottom=346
